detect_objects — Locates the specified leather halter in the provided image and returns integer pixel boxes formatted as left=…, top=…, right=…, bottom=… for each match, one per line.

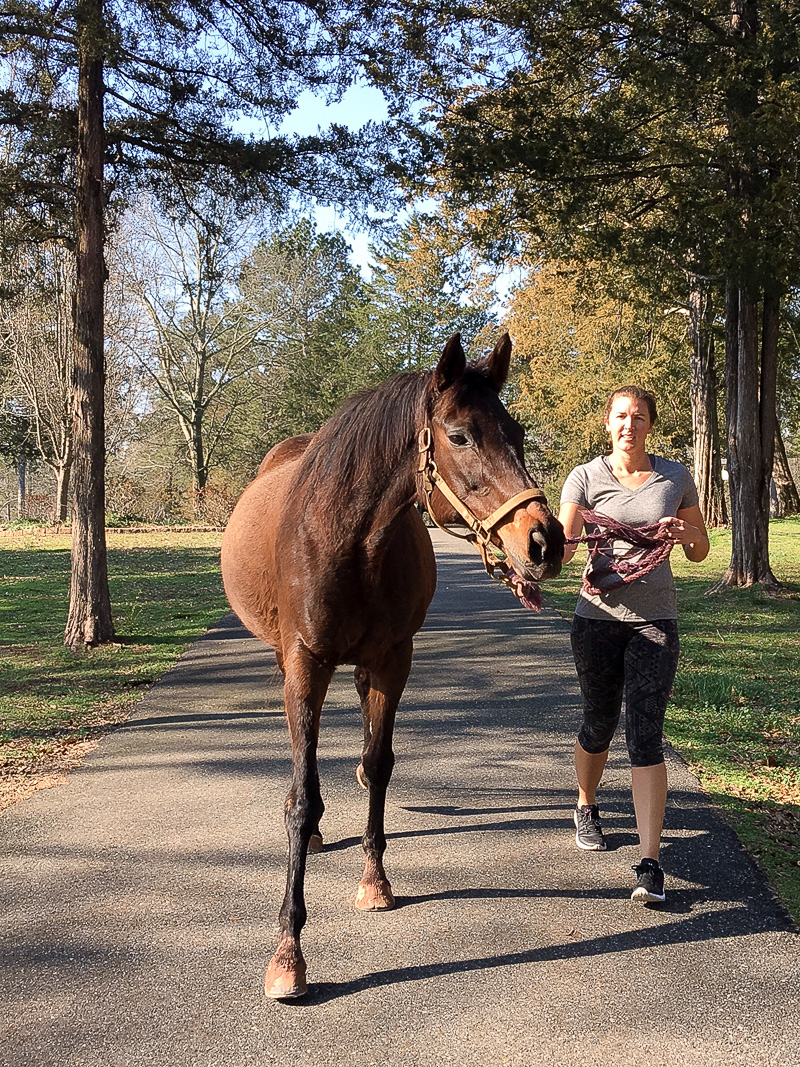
left=416, top=426, right=549, bottom=584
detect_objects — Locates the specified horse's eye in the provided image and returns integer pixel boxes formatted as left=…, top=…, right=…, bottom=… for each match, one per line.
left=447, top=431, right=473, bottom=448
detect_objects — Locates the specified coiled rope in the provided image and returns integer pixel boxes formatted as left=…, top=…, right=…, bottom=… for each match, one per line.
left=566, top=509, right=673, bottom=596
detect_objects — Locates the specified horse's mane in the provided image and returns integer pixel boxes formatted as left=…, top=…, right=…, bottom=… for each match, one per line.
left=294, top=369, right=433, bottom=513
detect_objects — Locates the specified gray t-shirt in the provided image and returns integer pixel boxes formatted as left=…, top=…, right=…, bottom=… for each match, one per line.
left=560, top=455, right=700, bottom=622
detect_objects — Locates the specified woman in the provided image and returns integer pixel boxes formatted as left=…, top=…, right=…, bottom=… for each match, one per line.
left=558, top=385, right=709, bottom=904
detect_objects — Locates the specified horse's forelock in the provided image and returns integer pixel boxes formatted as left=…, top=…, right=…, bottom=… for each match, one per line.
left=463, top=359, right=501, bottom=392
left=430, top=362, right=503, bottom=420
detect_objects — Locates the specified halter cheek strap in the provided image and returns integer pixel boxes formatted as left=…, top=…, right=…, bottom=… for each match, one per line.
left=416, top=426, right=549, bottom=586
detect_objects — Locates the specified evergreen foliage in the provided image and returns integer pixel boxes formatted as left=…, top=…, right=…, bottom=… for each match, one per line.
left=0, top=0, right=397, bottom=240
left=504, top=260, right=690, bottom=488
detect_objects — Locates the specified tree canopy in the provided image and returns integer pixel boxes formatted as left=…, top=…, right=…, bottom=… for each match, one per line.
left=503, top=259, right=690, bottom=488
left=0, top=0, right=397, bottom=240
left=381, top=0, right=800, bottom=587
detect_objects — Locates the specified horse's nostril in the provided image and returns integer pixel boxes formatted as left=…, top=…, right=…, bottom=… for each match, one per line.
left=529, top=529, right=546, bottom=566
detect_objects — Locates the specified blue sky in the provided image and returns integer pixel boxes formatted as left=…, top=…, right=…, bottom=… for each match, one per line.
left=273, top=85, right=519, bottom=306
left=278, top=83, right=390, bottom=277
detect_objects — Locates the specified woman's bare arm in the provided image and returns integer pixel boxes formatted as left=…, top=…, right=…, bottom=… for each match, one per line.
left=656, top=505, right=710, bottom=563
left=558, top=501, right=585, bottom=564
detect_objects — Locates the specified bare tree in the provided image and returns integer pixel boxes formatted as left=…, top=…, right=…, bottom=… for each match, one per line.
left=0, top=244, right=74, bottom=520
left=115, top=191, right=263, bottom=502
left=772, top=423, right=800, bottom=517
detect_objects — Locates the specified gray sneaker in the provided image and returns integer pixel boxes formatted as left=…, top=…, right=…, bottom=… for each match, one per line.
left=573, top=804, right=607, bottom=851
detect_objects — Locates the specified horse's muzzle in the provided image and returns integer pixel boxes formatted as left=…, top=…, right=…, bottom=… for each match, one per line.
left=498, top=509, right=565, bottom=582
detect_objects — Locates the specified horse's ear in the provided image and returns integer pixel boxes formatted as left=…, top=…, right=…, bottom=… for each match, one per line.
left=486, top=333, right=512, bottom=390
left=435, top=333, right=467, bottom=392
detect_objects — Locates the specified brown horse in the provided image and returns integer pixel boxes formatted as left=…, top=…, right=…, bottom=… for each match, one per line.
left=221, top=332, right=564, bottom=999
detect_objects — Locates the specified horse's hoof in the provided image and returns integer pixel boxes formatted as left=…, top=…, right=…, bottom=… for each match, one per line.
left=354, top=880, right=395, bottom=911
left=355, top=764, right=368, bottom=790
left=308, top=832, right=323, bottom=854
left=264, top=954, right=308, bottom=1000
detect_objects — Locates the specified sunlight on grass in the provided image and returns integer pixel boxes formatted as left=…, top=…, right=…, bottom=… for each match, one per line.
left=0, top=530, right=227, bottom=803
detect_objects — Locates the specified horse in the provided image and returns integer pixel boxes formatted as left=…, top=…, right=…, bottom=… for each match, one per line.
left=220, top=332, right=565, bottom=999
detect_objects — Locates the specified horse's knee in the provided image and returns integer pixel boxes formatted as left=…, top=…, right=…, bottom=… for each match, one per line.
left=284, top=791, right=324, bottom=838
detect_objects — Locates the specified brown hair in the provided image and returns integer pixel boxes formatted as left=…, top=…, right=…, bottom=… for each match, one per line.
left=604, top=385, right=657, bottom=425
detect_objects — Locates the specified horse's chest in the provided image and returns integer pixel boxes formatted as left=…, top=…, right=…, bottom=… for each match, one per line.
left=285, top=527, right=435, bottom=665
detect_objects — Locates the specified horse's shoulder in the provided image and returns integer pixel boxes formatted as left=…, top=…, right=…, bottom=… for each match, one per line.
left=257, top=434, right=315, bottom=476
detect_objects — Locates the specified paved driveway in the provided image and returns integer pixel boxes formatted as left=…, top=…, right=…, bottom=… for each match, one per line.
left=0, top=531, right=795, bottom=1067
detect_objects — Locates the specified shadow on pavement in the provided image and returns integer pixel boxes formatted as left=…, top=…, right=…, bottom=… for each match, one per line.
left=297, top=901, right=790, bottom=1006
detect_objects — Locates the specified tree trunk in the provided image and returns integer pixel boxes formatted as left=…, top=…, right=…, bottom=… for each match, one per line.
left=55, top=460, right=72, bottom=523
left=715, top=3, right=780, bottom=589
left=17, top=452, right=26, bottom=518
left=715, top=282, right=779, bottom=588
left=189, top=416, right=207, bottom=515
left=687, top=279, right=728, bottom=527
left=192, top=422, right=207, bottom=493
left=64, top=0, right=114, bottom=650
left=772, top=422, right=800, bottom=516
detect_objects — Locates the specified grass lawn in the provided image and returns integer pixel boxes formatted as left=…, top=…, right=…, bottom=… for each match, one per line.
left=542, top=516, right=800, bottom=924
left=0, top=528, right=227, bottom=809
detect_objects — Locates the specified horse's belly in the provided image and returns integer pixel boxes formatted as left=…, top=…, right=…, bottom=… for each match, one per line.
left=221, top=464, right=296, bottom=650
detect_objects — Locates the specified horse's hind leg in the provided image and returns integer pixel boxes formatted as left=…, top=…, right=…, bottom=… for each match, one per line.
left=264, top=648, right=332, bottom=1000
left=353, top=639, right=413, bottom=911
left=354, top=665, right=370, bottom=790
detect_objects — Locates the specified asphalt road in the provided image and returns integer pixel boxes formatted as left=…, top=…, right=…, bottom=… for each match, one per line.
left=1, top=530, right=796, bottom=1067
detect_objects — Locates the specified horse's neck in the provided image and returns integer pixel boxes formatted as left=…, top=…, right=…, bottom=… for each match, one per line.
left=294, top=373, right=428, bottom=553
left=341, top=450, right=419, bottom=544
left=299, top=441, right=419, bottom=554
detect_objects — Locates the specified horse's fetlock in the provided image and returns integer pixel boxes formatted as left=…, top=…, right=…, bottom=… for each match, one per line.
left=279, top=900, right=307, bottom=935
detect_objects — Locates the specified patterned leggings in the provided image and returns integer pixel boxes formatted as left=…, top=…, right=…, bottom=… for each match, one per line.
left=570, top=616, right=680, bottom=768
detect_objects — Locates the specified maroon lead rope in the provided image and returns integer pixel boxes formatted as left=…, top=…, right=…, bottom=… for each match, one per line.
left=566, top=508, right=673, bottom=596
left=497, top=509, right=673, bottom=612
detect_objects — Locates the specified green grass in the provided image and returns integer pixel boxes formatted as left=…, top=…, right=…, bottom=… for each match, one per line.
left=542, top=517, right=800, bottom=924
left=0, top=529, right=227, bottom=805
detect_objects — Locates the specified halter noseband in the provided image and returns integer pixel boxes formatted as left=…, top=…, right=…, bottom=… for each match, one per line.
left=416, top=426, right=549, bottom=589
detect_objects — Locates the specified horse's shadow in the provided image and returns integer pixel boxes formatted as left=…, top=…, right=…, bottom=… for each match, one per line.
left=290, top=789, right=794, bottom=1006
left=286, top=900, right=789, bottom=1007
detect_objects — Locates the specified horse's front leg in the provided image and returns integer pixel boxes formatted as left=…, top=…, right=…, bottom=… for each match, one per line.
left=277, top=646, right=323, bottom=853
left=354, top=639, right=412, bottom=911
left=264, top=647, right=332, bottom=1000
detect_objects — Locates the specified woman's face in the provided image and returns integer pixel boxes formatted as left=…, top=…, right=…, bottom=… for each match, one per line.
left=604, top=396, right=653, bottom=454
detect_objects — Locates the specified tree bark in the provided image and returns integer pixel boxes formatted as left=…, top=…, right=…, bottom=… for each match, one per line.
left=687, top=279, right=728, bottom=527
left=17, top=453, right=26, bottom=517
left=64, top=0, right=115, bottom=649
left=192, top=417, right=207, bottom=493
left=772, top=422, right=800, bottom=516
left=714, top=0, right=780, bottom=589
left=55, top=459, right=72, bottom=523
left=716, top=282, right=780, bottom=588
